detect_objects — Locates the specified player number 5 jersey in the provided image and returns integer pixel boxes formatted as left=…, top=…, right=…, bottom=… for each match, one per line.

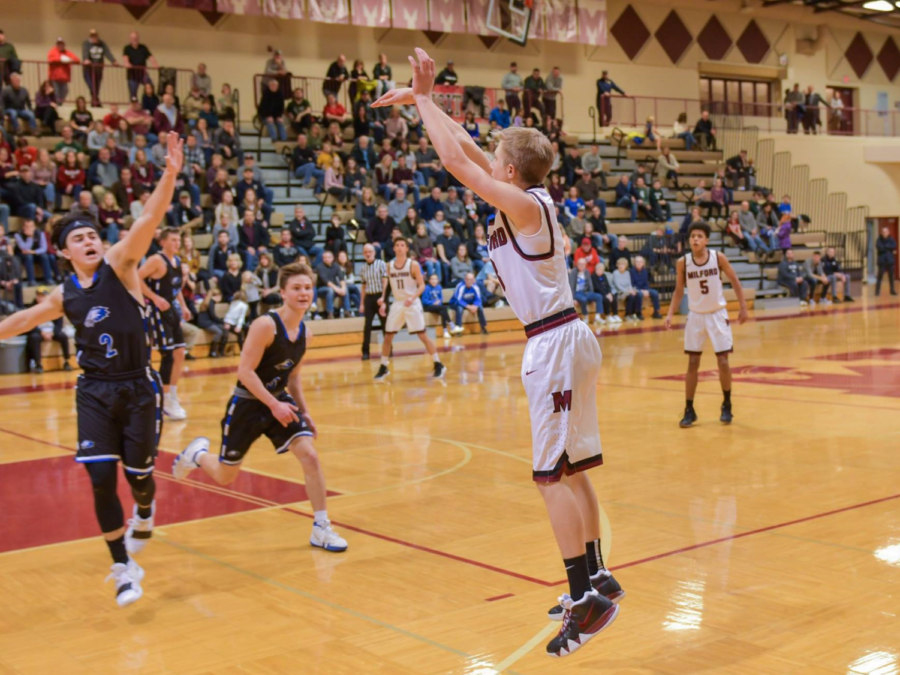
left=685, top=251, right=727, bottom=314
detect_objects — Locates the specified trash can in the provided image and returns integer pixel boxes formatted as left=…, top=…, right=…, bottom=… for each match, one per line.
left=0, top=337, right=27, bottom=375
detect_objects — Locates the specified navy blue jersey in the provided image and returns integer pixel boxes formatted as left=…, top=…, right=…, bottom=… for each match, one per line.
left=149, top=253, right=182, bottom=303
left=236, top=312, right=306, bottom=396
left=63, top=259, right=150, bottom=378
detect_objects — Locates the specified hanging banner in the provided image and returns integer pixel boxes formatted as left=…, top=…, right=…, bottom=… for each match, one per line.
left=466, top=0, right=490, bottom=35
left=429, top=0, right=466, bottom=33
left=544, top=0, right=576, bottom=43
left=577, top=0, right=607, bottom=46
left=392, top=0, right=429, bottom=30
left=351, top=0, right=390, bottom=27
left=308, top=0, right=349, bottom=23
left=263, top=0, right=302, bottom=18
left=215, top=0, right=262, bottom=14
left=167, top=0, right=217, bottom=8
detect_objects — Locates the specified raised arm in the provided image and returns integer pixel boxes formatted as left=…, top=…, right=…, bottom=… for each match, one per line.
left=718, top=252, right=748, bottom=324
left=665, top=257, right=686, bottom=329
left=406, top=49, right=539, bottom=232
left=0, top=286, right=64, bottom=341
left=372, top=87, right=491, bottom=174
left=107, top=134, right=183, bottom=274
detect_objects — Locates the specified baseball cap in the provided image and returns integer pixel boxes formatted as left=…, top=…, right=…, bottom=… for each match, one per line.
left=581, top=237, right=592, bottom=245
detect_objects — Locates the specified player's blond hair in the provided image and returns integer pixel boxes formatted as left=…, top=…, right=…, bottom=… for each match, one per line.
left=495, top=127, right=554, bottom=186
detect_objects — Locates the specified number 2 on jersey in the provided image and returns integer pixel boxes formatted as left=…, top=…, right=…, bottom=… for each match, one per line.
left=99, top=333, right=118, bottom=359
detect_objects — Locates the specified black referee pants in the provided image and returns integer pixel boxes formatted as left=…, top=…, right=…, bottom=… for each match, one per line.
left=362, top=294, right=385, bottom=357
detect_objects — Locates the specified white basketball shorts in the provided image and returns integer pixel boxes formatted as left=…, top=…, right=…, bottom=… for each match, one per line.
left=522, top=319, right=603, bottom=482
left=385, top=298, right=426, bottom=334
left=684, top=308, right=733, bottom=355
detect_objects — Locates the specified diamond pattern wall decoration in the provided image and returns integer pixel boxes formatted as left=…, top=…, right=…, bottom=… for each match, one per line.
left=877, top=36, right=900, bottom=81
left=655, top=11, right=693, bottom=65
left=611, top=5, right=651, bottom=61
left=845, top=32, right=873, bottom=79
left=697, top=16, right=731, bottom=61
left=736, top=20, right=770, bottom=64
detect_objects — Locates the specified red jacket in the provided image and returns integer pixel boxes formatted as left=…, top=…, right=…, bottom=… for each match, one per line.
left=152, top=107, right=184, bottom=135
left=47, top=47, right=79, bottom=83
left=573, top=247, right=600, bottom=275
left=57, top=166, right=86, bottom=191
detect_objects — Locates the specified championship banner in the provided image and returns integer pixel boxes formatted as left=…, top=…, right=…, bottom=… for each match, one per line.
left=263, top=0, right=302, bottom=18
left=166, top=0, right=217, bottom=8
left=466, top=0, right=491, bottom=36
left=214, top=0, right=262, bottom=14
left=350, top=0, right=390, bottom=26
left=544, top=0, right=577, bottom=43
left=577, top=0, right=607, bottom=46
left=392, top=0, right=429, bottom=30
left=429, top=0, right=466, bottom=33
left=308, top=0, right=349, bottom=23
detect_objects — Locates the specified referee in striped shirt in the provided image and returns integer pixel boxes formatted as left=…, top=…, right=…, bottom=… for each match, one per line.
left=360, top=243, right=388, bottom=360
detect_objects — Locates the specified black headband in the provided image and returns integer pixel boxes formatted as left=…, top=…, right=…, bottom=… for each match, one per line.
left=58, top=220, right=101, bottom=250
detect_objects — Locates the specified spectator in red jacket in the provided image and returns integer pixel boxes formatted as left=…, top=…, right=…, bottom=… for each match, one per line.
left=55, top=150, right=85, bottom=207
left=573, top=237, right=600, bottom=274
left=47, top=37, right=79, bottom=103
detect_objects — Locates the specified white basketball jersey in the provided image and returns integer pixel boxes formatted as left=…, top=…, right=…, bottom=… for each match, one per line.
left=685, top=250, right=727, bottom=314
left=487, top=186, right=573, bottom=326
left=388, top=257, right=415, bottom=302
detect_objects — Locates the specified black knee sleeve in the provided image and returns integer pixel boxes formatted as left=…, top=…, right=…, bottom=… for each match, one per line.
left=124, top=471, right=156, bottom=507
left=159, top=350, right=174, bottom=385
left=84, top=461, right=124, bottom=533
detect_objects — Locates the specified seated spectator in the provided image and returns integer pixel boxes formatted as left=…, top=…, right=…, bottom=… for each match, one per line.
left=214, top=119, right=243, bottom=164
left=208, top=230, right=236, bottom=281
left=171, top=190, right=203, bottom=231
left=462, top=111, right=479, bottom=140
left=180, top=232, right=209, bottom=291
left=366, top=204, right=395, bottom=259
left=7, top=165, right=49, bottom=224
left=107, top=129, right=131, bottom=167
left=127, top=133, right=149, bottom=166
left=671, top=112, right=696, bottom=151
left=570, top=256, right=605, bottom=323
left=693, top=110, right=716, bottom=151
left=25, top=287, right=71, bottom=374
left=488, top=98, right=512, bottom=129
left=756, top=202, right=780, bottom=247
left=614, top=175, right=637, bottom=221
left=31, top=149, right=57, bottom=207
left=124, top=97, right=154, bottom=140
left=574, top=174, right=602, bottom=214
left=153, top=92, right=184, bottom=135
left=564, top=186, right=585, bottom=223
left=450, top=273, right=487, bottom=334
left=631, top=177, right=653, bottom=221
left=220, top=253, right=244, bottom=302
left=15, top=219, right=55, bottom=286
left=375, top=153, right=397, bottom=203
left=87, top=120, right=109, bottom=157
left=803, top=250, right=832, bottom=304
left=427, top=209, right=449, bottom=240
left=777, top=212, right=792, bottom=251
left=34, top=81, right=61, bottom=132
left=323, top=93, right=351, bottom=128
left=324, top=214, right=346, bottom=257
left=385, top=187, right=409, bottom=224
left=129, top=189, right=150, bottom=221
left=467, top=223, right=490, bottom=274
left=630, top=255, right=661, bottom=320
left=592, top=262, right=618, bottom=323
left=241, top=188, right=271, bottom=228
left=150, top=131, right=169, bottom=171
left=442, top=187, right=466, bottom=237
left=611, top=257, right=641, bottom=321
left=649, top=179, right=671, bottom=222
left=208, top=168, right=232, bottom=207
left=450, top=243, right=474, bottom=285
left=568, top=206, right=588, bottom=240
left=587, top=205, right=617, bottom=251
left=286, top=88, right=313, bottom=134
left=422, top=273, right=461, bottom=338
left=182, top=86, right=206, bottom=125
left=315, top=250, right=352, bottom=319
left=254, top=252, right=282, bottom=310
left=397, top=205, right=420, bottom=242
left=418, top=186, right=445, bottom=224
left=725, top=150, right=749, bottom=189
left=258, top=78, right=287, bottom=142
left=69, top=96, right=93, bottom=142
left=355, top=186, right=377, bottom=223
left=272, top=229, right=298, bottom=267
left=435, top=222, right=461, bottom=286
left=2, top=73, right=37, bottom=135
left=53, top=126, right=86, bottom=163
left=198, top=99, right=219, bottom=134
left=609, top=234, right=632, bottom=270
left=324, top=156, right=349, bottom=202
left=822, top=247, right=854, bottom=302
left=412, top=222, right=440, bottom=281
left=237, top=208, right=268, bottom=271
left=70, top=189, right=99, bottom=220
left=705, top=178, right=727, bottom=220
left=289, top=133, right=323, bottom=189
left=736, top=201, right=771, bottom=255
left=580, top=145, right=608, bottom=189
left=415, top=137, right=447, bottom=188
left=657, top=146, right=679, bottom=187
left=0, top=239, right=24, bottom=310
left=777, top=248, right=811, bottom=306
left=573, top=236, right=600, bottom=275
left=183, top=133, right=206, bottom=185
left=385, top=106, right=409, bottom=142
left=87, top=147, right=119, bottom=202
left=97, top=191, right=125, bottom=243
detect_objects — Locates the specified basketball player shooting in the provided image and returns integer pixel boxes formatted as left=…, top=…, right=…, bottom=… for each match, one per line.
left=375, top=49, right=622, bottom=658
left=665, top=222, right=749, bottom=427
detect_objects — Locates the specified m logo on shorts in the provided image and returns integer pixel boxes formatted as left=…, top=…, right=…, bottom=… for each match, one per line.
left=552, top=390, right=572, bottom=413
left=85, top=307, right=110, bottom=328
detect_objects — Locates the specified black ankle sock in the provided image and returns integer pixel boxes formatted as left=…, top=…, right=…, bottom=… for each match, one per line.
left=563, top=555, right=593, bottom=602
left=136, top=504, right=152, bottom=519
left=586, top=539, right=605, bottom=576
left=723, top=390, right=731, bottom=406
left=106, top=535, right=128, bottom=565
left=686, top=399, right=694, bottom=411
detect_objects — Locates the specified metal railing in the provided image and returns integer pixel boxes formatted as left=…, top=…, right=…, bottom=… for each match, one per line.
left=252, top=74, right=563, bottom=125
left=0, top=58, right=196, bottom=107
left=606, top=94, right=900, bottom=139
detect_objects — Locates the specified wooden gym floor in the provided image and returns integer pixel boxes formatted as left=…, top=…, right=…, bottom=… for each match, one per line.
left=1, top=292, right=899, bottom=675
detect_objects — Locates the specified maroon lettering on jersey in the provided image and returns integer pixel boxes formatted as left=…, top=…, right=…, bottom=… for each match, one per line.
left=489, top=227, right=509, bottom=251
left=552, top=390, right=572, bottom=413
left=687, top=268, right=719, bottom=280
